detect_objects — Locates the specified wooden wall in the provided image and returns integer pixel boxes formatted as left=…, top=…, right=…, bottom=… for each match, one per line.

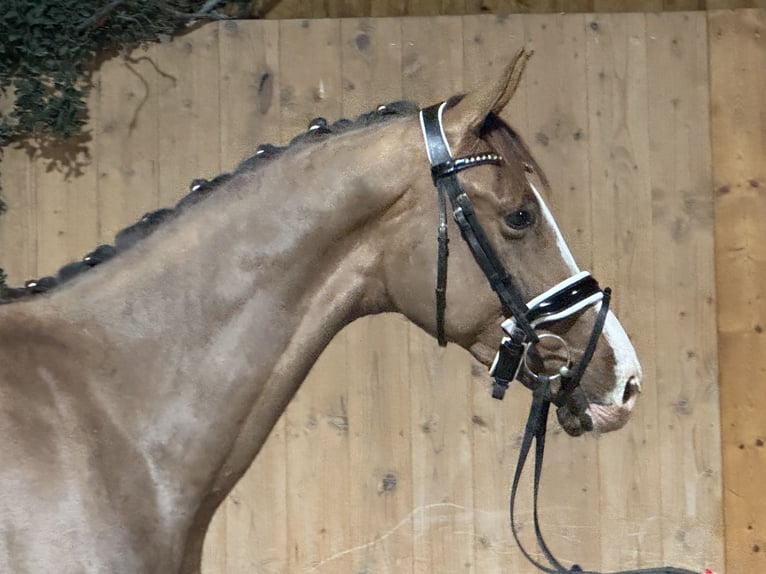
left=257, top=0, right=765, bottom=19
left=0, top=11, right=736, bottom=574
left=711, top=10, right=766, bottom=574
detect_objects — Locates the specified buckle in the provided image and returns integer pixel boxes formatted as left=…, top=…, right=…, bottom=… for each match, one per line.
left=489, top=335, right=526, bottom=400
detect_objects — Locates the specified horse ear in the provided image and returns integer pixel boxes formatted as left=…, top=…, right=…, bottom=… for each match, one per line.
left=444, top=48, right=531, bottom=146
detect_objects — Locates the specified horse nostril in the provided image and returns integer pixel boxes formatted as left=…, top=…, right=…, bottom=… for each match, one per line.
left=622, top=376, right=640, bottom=405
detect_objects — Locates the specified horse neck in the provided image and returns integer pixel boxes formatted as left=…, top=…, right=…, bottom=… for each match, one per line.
left=42, top=119, right=422, bottom=532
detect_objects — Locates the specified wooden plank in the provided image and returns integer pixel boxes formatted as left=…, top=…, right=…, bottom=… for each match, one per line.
left=265, top=0, right=308, bottom=19
left=156, top=24, right=221, bottom=206
left=522, top=13, right=593, bottom=266
left=462, top=14, right=527, bottom=122
left=96, top=47, right=160, bottom=243
left=33, top=144, right=85, bottom=279
left=405, top=0, right=442, bottom=15
left=341, top=317, right=416, bottom=574
left=339, top=18, right=415, bottom=574
left=441, top=0, right=468, bottom=15
left=585, top=13, right=663, bottom=570
left=593, top=0, right=662, bottom=10
left=401, top=17, right=464, bottom=104
left=401, top=16, right=478, bottom=574
left=461, top=15, right=533, bottom=574
left=218, top=21, right=281, bottom=168
left=520, top=12, right=604, bottom=571
left=324, top=0, right=374, bottom=18
left=707, top=0, right=766, bottom=8
left=663, top=0, right=706, bottom=9
left=370, top=0, right=408, bottom=16
left=0, top=13, right=728, bottom=574
left=0, top=145, right=35, bottom=286
left=278, top=20, right=343, bottom=143
left=340, top=18, right=403, bottom=115
left=466, top=0, right=593, bottom=12
left=646, top=12, right=723, bottom=572
left=709, top=9, right=766, bottom=574
left=258, top=0, right=766, bottom=17
left=277, top=18, right=350, bottom=574
left=0, top=76, right=35, bottom=284
left=60, top=132, right=99, bottom=268
left=202, top=19, right=286, bottom=574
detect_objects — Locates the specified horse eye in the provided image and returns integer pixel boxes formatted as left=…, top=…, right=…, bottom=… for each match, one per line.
left=505, top=209, right=535, bottom=230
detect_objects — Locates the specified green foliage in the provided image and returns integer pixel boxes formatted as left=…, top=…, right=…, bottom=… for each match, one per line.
left=0, top=1, right=227, bottom=146
left=0, top=0, right=250, bottom=214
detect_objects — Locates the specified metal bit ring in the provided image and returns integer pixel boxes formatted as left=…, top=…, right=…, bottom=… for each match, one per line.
left=521, top=333, right=573, bottom=382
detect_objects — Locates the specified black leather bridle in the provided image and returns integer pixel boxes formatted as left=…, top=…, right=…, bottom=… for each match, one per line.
left=419, top=101, right=704, bottom=574
left=419, top=102, right=609, bottom=412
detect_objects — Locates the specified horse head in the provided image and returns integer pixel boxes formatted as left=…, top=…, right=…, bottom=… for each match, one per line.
left=382, top=51, right=642, bottom=436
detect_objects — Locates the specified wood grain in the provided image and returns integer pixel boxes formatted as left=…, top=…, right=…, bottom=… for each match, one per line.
left=340, top=18, right=417, bottom=574
left=276, top=19, right=351, bottom=574
left=156, top=25, right=221, bottom=205
left=521, top=12, right=604, bottom=571
left=585, top=13, right=663, bottom=570
left=0, top=137, right=35, bottom=285
left=0, top=14, right=726, bottom=574
left=203, top=19, right=287, bottom=574
left=257, top=0, right=732, bottom=18
left=95, top=46, right=161, bottom=244
left=710, top=8, right=766, bottom=574
left=401, top=16, right=478, bottom=574
left=461, top=16, right=532, bottom=573
left=646, top=12, right=723, bottom=571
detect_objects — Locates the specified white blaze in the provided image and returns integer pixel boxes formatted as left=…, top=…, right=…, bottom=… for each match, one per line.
left=528, top=182, right=642, bottom=400
left=529, top=182, right=580, bottom=274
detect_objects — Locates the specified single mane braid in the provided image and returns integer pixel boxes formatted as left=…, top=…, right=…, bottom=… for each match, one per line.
left=0, top=101, right=420, bottom=305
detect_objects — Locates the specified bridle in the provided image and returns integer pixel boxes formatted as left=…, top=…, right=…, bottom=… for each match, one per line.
left=420, top=102, right=609, bottom=415
left=419, top=102, right=704, bottom=574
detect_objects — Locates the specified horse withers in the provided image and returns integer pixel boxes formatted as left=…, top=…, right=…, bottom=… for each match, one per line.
left=0, top=51, right=640, bottom=573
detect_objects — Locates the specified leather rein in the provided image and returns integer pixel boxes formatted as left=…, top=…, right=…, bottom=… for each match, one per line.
left=419, top=102, right=704, bottom=574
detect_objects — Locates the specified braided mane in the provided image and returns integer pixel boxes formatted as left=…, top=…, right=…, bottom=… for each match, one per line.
left=0, top=101, right=419, bottom=304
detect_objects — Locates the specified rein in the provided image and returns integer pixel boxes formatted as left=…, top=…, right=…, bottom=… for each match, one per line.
left=419, top=102, right=705, bottom=574
left=509, top=374, right=701, bottom=574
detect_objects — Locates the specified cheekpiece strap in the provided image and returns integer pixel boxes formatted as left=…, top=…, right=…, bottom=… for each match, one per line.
left=420, top=102, right=539, bottom=344
left=420, top=102, right=453, bottom=347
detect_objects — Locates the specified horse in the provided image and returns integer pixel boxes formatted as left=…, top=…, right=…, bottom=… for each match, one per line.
left=0, top=50, right=642, bottom=573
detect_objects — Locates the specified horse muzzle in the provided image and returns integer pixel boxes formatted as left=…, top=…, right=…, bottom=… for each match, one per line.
left=489, top=271, right=613, bottom=434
